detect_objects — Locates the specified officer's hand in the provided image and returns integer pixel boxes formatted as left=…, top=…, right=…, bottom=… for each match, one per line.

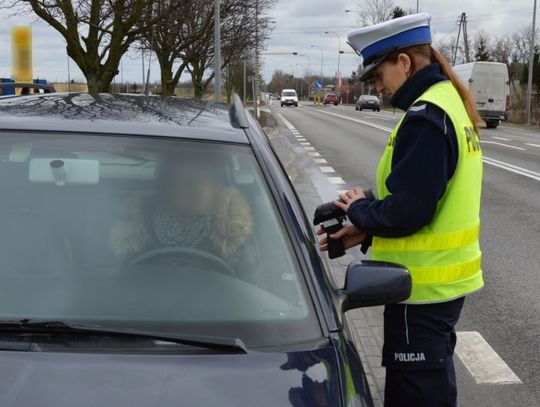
left=317, top=223, right=366, bottom=252
left=334, top=187, right=367, bottom=212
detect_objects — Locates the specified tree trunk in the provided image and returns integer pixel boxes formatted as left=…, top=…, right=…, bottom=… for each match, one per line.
left=191, top=64, right=205, bottom=98
left=160, top=64, right=175, bottom=96
left=86, top=71, right=112, bottom=93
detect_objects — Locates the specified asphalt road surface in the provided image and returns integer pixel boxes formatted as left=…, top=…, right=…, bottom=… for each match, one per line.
left=273, top=103, right=540, bottom=406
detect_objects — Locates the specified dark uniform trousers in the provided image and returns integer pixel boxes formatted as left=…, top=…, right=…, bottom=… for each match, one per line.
left=382, top=297, right=465, bottom=407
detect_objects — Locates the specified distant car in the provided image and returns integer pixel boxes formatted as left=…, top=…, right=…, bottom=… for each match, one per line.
left=323, top=93, right=339, bottom=105
left=280, top=89, right=298, bottom=107
left=355, top=95, right=381, bottom=111
left=0, top=92, right=412, bottom=406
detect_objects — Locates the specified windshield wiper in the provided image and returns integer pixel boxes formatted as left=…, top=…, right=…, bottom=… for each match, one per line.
left=0, top=320, right=248, bottom=354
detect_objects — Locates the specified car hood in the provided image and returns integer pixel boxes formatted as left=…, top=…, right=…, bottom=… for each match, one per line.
left=0, top=346, right=342, bottom=407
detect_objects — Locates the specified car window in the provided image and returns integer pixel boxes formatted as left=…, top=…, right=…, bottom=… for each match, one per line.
left=0, top=133, right=322, bottom=348
left=282, top=91, right=296, bottom=97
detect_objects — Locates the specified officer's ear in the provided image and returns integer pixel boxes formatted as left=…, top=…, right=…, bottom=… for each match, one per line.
left=397, top=53, right=413, bottom=77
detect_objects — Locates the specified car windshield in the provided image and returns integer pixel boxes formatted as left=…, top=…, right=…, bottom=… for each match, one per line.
left=282, top=91, right=296, bottom=97
left=361, top=95, right=378, bottom=101
left=0, top=132, right=322, bottom=348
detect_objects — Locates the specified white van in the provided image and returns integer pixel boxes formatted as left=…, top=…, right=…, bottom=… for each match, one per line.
left=280, top=89, right=298, bottom=107
left=453, top=62, right=509, bottom=128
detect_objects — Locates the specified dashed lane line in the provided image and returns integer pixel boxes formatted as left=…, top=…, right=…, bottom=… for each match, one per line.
left=275, top=112, right=350, bottom=188
left=491, top=136, right=512, bottom=141
left=525, top=143, right=540, bottom=148
left=327, top=177, right=346, bottom=184
left=456, top=331, right=522, bottom=385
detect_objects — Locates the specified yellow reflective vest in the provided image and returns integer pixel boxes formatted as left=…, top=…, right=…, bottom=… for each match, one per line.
left=371, top=81, right=484, bottom=304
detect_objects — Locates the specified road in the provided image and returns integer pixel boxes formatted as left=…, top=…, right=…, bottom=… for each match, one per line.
left=272, top=103, right=540, bottom=406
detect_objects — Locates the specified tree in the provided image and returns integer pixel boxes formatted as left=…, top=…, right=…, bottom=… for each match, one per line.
left=474, top=32, right=491, bottom=61
left=491, top=35, right=512, bottom=64
left=267, top=70, right=298, bottom=94
left=7, top=0, right=151, bottom=93
left=147, top=0, right=274, bottom=98
left=139, top=1, right=199, bottom=96
left=356, top=0, right=395, bottom=26
left=520, top=49, right=540, bottom=95
left=391, top=6, right=406, bottom=19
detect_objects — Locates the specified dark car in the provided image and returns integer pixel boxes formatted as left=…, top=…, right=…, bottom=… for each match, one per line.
left=323, top=93, right=339, bottom=105
left=355, top=95, right=381, bottom=111
left=0, top=93, right=410, bottom=407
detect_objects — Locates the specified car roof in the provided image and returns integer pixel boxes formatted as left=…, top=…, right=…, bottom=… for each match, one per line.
left=0, top=93, right=249, bottom=144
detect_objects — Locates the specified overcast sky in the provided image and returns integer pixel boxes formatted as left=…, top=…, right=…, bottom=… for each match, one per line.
left=0, top=1, right=536, bottom=85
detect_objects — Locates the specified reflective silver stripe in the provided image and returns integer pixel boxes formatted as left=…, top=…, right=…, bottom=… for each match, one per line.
left=405, top=304, right=410, bottom=345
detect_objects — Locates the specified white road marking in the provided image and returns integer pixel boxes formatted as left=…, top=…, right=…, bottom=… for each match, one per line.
left=313, top=108, right=539, bottom=182
left=480, top=140, right=526, bottom=151
left=456, top=331, right=522, bottom=385
left=327, top=177, right=345, bottom=184
left=312, top=108, right=394, bottom=132
left=525, top=143, right=540, bottom=148
left=491, top=136, right=511, bottom=141
left=304, top=146, right=315, bottom=151
left=483, top=156, right=540, bottom=182
left=314, top=158, right=328, bottom=164
left=309, top=152, right=321, bottom=157
left=319, top=166, right=336, bottom=173
left=297, top=138, right=307, bottom=141
left=276, top=113, right=296, bottom=131
left=300, top=142, right=311, bottom=146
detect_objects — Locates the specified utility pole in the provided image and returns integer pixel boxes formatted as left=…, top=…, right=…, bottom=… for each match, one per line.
left=243, top=60, right=247, bottom=102
left=254, top=0, right=261, bottom=118
left=214, top=0, right=221, bottom=101
left=416, top=0, right=419, bottom=13
left=526, top=0, right=537, bottom=125
left=462, top=13, right=470, bottom=63
left=453, top=14, right=463, bottom=65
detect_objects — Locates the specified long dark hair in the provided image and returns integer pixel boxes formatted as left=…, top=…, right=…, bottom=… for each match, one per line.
left=385, top=44, right=481, bottom=134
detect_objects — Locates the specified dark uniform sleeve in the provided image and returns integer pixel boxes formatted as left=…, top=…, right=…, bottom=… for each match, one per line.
left=347, top=102, right=458, bottom=238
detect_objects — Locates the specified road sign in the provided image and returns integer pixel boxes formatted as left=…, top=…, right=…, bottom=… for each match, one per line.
left=313, top=80, right=323, bottom=90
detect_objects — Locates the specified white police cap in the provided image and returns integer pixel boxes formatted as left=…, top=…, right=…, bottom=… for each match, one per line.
left=347, top=13, right=432, bottom=81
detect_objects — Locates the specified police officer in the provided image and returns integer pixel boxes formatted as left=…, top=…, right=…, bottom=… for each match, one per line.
left=318, top=13, right=484, bottom=407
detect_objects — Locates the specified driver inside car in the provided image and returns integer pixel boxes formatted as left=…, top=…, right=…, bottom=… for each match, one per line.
left=109, top=151, right=259, bottom=277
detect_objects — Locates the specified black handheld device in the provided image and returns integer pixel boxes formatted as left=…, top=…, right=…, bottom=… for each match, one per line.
left=313, top=203, right=347, bottom=259
left=313, top=189, right=375, bottom=259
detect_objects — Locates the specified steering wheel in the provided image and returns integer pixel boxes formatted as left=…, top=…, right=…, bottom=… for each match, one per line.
left=129, top=246, right=236, bottom=276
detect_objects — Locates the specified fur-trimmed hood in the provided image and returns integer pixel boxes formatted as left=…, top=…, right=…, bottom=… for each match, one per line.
left=110, top=187, right=253, bottom=260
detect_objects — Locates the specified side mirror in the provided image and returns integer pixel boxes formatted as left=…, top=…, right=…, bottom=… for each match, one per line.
left=340, top=260, right=411, bottom=312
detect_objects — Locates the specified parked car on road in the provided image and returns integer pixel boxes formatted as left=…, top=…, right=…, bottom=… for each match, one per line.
left=453, top=61, right=509, bottom=129
left=0, top=92, right=411, bottom=407
left=280, top=89, right=298, bottom=107
left=355, top=95, right=381, bottom=111
left=323, top=93, right=339, bottom=105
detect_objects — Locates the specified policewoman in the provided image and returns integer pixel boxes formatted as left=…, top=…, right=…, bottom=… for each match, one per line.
left=322, top=13, right=484, bottom=406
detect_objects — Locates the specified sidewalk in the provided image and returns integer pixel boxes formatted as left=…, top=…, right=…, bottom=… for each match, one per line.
left=261, top=110, right=386, bottom=406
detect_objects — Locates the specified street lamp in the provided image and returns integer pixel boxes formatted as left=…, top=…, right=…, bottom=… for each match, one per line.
left=324, top=31, right=341, bottom=94
left=310, top=44, right=324, bottom=80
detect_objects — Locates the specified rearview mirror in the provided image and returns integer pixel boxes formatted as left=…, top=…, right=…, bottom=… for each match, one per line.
left=340, top=260, right=411, bottom=312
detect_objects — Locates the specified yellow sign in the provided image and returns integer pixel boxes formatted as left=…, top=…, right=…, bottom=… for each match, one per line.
left=12, top=26, right=33, bottom=84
